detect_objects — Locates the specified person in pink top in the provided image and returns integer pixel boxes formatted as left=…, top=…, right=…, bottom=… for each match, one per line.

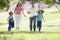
left=14, top=2, right=26, bottom=31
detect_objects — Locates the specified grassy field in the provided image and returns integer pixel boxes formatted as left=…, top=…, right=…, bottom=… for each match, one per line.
left=0, top=8, right=60, bottom=40
left=0, top=29, right=60, bottom=40
left=0, top=32, right=60, bottom=40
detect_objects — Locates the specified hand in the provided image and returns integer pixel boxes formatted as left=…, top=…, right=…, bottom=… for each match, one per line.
left=27, top=11, right=31, bottom=14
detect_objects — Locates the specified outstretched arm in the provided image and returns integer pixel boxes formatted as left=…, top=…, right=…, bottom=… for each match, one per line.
left=22, top=11, right=26, bottom=17
left=42, top=16, right=45, bottom=22
left=14, top=8, right=16, bottom=13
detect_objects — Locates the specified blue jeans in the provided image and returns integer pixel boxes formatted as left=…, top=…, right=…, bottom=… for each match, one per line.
left=8, top=22, right=14, bottom=31
left=30, top=16, right=36, bottom=31
left=8, top=24, right=12, bottom=31
left=37, top=21, right=42, bottom=31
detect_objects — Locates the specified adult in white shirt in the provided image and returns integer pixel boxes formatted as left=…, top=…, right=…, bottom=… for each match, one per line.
left=27, top=1, right=37, bottom=31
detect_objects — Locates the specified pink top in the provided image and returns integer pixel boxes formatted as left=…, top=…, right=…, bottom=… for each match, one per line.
left=15, top=7, right=23, bottom=14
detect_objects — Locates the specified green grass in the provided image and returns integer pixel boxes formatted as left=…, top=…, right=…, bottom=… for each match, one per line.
left=43, top=12, right=60, bottom=27
left=0, top=26, right=60, bottom=40
left=43, top=8, right=60, bottom=27
left=0, top=23, right=7, bottom=25
left=43, top=11, right=60, bottom=21
left=0, top=12, right=8, bottom=25
left=0, top=31, right=60, bottom=40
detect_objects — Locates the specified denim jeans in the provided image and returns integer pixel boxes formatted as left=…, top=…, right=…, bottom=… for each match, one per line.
left=30, top=16, right=36, bottom=31
left=8, top=22, right=14, bottom=31
left=8, top=24, right=12, bottom=31
left=37, top=21, right=42, bottom=31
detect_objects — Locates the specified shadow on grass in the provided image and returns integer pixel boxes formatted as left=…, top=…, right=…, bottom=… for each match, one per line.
left=0, top=31, right=60, bottom=34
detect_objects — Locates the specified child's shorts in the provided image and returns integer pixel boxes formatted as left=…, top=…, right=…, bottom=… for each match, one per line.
left=37, top=21, right=42, bottom=28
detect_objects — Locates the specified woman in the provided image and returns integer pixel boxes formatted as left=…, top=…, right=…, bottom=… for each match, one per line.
left=14, top=3, right=26, bottom=31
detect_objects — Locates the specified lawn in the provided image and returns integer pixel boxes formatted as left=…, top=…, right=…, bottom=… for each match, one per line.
left=0, top=12, right=8, bottom=25
left=0, top=30, right=60, bottom=40
left=0, top=8, right=60, bottom=40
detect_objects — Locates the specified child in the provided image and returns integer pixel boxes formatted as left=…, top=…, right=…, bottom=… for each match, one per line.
left=37, top=9, right=45, bottom=31
left=8, top=12, right=14, bottom=32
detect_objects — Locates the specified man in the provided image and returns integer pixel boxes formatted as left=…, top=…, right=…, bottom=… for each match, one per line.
left=27, top=1, right=37, bottom=31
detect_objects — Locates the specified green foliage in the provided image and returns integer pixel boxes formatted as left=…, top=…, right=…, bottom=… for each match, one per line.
left=21, top=0, right=40, bottom=3
left=29, top=0, right=40, bottom=2
left=0, top=0, right=10, bottom=10
left=42, top=0, right=55, bottom=4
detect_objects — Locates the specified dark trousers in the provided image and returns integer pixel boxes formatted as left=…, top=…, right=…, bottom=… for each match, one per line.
left=30, top=16, right=36, bottom=31
left=37, top=21, right=42, bottom=31
left=8, top=22, right=14, bottom=31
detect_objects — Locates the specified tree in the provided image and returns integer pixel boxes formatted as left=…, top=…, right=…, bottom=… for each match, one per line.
left=0, top=0, right=10, bottom=10
left=42, top=0, right=60, bottom=11
left=20, top=0, right=40, bottom=3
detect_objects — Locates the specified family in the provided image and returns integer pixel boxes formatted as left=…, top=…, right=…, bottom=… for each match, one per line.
left=7, top=1, right=45, bottom=32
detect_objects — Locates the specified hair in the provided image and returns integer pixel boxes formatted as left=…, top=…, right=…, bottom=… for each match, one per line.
left=9, top=11, right=13, bottom=15
left=16, top=2, right=22, bottom=7
left=17, top=3, right=19, bottom=7
left=38, top=10, right=44, bottom=14
left=31, top=1, right=34, bottom=4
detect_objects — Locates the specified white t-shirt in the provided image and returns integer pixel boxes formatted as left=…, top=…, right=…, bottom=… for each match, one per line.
left=28, top=7, right=38, bottom=17
left=8, top=16, right=14, bottom=21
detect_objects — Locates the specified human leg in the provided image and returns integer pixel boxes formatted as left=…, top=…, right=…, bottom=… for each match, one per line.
left=15, top=14, right=21, bottom=30
left=33, top=16, right=36, bottom=31
left=39, top=21, right=42, bottom=31
left=30, top=17, right=33, bottom=31
left=8, top=24, right=12, bottom=31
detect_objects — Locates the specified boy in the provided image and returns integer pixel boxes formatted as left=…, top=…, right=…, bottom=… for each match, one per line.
left=8, top=12, right=14, bottom=32
left=37, top=9, right=45, bottom=31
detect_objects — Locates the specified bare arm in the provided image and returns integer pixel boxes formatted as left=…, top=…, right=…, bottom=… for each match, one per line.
left=27, top=8, right=31, bottom=14
left=22, top=11, right=26, bottom=17
left=42, top=16, right=45, bottom=22
left=7, top=17, right=9, bottom=21
left=14, top=8, right=16, bottom=13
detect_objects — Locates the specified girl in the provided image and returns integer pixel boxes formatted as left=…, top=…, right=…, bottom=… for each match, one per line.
left=37, top=9, right=45, bottom=31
